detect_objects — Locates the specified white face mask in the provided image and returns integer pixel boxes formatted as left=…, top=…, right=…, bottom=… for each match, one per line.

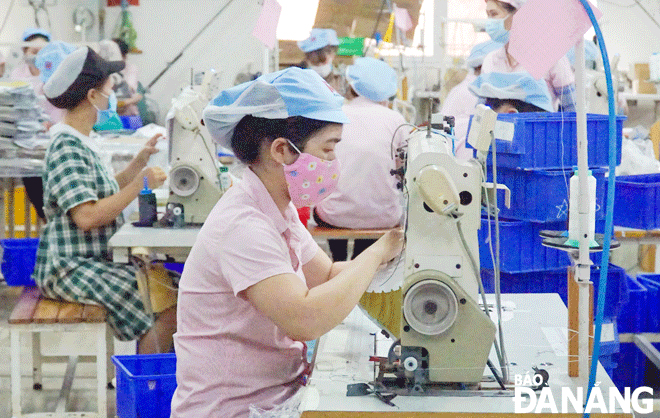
left=310, top=62, right=332, bottom=78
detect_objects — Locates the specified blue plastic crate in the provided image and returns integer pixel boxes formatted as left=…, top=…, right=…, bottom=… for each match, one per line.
left=479, top=217, right=569, bottom=272
left=486, top=167, right=607, bottom=222
left=112, top=353, right=177, bottom=418
left=612, top=173, right=660, bottom=229
left=479, top=217, right=605, bottom=273
left=120, top=115, right=143, bottom=130
left=1, top=238, right=39, bottom=286
left=599, top=354, right=617, bottom=379
left=636, top=275, right=660, bottom=333
left=480, top=263, right=628, bottom=320
left=612, top=341, right=660, bottom=391
left=617, top=276, right=647, bottom=333
left=468, top=112, right=624, bottom=169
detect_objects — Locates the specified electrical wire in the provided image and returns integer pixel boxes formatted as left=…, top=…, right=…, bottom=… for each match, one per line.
left=390, top=122, right=418, bottom=159
left=454, top=215, right=505, bottom=390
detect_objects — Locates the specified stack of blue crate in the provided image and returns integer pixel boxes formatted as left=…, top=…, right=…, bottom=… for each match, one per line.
left=475, top=112, right=629, bottom=375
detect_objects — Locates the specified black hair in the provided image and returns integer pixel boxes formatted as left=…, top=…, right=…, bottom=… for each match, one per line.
left=231, top=115, right=337, bottom=164
left=305, top=45, right=339, bottom=66
left=113, top=38, right=129, bottom=57
left=485, top=97, right=546, bottom=113
left=491, top=0, right=517, bottom=13
left=24, top=34, right=49, bottom=43
left=60, top=75, right=111, bottom=111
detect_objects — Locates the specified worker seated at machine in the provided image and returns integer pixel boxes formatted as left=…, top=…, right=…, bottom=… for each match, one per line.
left=314, top=57, right=406, bottom=262
left=469, top=71, right=554, bottom=114
left=441, top=40, right=503, bottom=159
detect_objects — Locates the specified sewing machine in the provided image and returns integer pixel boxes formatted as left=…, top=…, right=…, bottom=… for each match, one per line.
left=375, top=126, right=497, bottom=393
left=166, top=70, right=223, bottom=224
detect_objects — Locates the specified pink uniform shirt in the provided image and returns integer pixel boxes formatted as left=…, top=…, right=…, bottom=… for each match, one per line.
left=315, top=96, right=405, bottom=228
left=441, top=72, right=478, bottom=160
left=481, top=46, right=575, bottom=110
left=171, top=168, right=320, bottom=418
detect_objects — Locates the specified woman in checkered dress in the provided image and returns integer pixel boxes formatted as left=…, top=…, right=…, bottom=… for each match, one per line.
left=32, top=46, right=176, bottom=353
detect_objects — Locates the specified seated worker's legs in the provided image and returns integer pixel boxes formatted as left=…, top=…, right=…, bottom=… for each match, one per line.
left=351, top=239, right=377, bottom=259
left=22, top=176, right=46, bottom=221
left=313, top=208, right=349, bottom=261
left=328, top=239, right=348, bottom=261
left=138, top=305, right=177, bottom=354
left=37, top=260, right=176, bottom=353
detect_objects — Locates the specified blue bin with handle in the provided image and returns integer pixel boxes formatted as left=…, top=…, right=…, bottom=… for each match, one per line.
left=112, top=353, right=177, bottom=418
left=1, top=238, right=39, bottom=286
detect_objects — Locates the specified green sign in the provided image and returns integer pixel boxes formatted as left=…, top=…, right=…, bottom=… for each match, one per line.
left=338, top=37, right=365, bottom=56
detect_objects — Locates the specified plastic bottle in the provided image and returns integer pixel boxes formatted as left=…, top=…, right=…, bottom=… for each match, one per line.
left=220, top=166, right=232, bottom=192
left=138, top=176, right=157, bottom=226
left=568, top=169, right=596, bottom=246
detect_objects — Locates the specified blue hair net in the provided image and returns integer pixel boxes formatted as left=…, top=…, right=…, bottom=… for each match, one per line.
left=466, top=40, right=503, bottom=69
left=469, top=72, right=553, bottom=112
left=35, top=41, right=77, bottom=83
left=298, top=29, right=340, bottom=53
left=203, top=67, right=348, bottom=148
left=346, top=57, right=397, bottom=102
left=22, top=28, right=51, bottom=42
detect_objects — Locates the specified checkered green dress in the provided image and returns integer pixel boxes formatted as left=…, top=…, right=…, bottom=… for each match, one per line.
left=33, top=127, right=153, bottom=341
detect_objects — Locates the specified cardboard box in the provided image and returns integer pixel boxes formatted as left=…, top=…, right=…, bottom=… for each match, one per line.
left=632, top=63, right=657, bottom=94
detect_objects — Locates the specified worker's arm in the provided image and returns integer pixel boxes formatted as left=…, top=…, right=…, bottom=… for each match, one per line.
left=115, top=133, right=162, bottom=189
left=301, top=248, right=350, bottom=288
left=244, top=230, right=403, bottom=341
left=70, top=166, right=165, bottom=231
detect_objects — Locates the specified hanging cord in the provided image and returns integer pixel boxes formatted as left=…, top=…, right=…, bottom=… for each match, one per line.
left=488, top=130, right=510, bottom=384
left=574, top=1, right=617, bottom=417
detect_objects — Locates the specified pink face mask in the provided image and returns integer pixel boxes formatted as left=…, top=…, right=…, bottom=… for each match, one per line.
left=283, top=140, right=341, bottom=208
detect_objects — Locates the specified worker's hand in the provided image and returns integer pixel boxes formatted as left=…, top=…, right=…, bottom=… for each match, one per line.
left=374, top=229, right=404, bottom=265
left=137, top=166, right=167, bottom=190
left=135, top=133, right=163, bottom=166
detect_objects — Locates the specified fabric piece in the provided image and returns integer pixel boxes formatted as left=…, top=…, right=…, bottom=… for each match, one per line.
left=171, top=168, right=319, bottom=418
left=32, top=123, right=152, bottom=340
left=252, top=0, right=282, bottom=50
left=315, top=96, right=406, bottom=229
left=508, top=0, right=600, bottom=79
left=10, top=64, right=66, bottom=124
left=393, top=5, right=413, bottom=32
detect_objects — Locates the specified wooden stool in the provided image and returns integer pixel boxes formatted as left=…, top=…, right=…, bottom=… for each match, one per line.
left=308, top=225, right=389, bottom=259
left=9, top=286, right=114, bottom=417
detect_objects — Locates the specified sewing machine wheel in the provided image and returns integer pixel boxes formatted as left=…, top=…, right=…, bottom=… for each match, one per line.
left=403, top=279, right=458, bottom=336
left=170, top=165, right=200, bottom=197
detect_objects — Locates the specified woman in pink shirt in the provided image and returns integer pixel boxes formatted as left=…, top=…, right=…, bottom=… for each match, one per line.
left=171, top=67, right=403, bottom=418
left=482, top=0, right=576, bottom=112
left=315, top=57, right=406, bottom=262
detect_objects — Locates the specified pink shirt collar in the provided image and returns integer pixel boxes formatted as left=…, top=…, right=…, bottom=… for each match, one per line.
left=239, top=167, right=298, bottom=235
